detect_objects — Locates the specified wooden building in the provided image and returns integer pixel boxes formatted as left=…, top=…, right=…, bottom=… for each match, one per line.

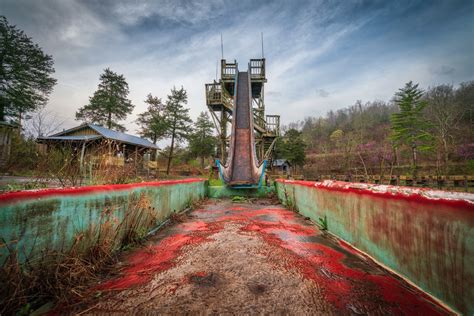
left=272, top=159, right=291, bottom=175
left=37, top=123, right=159, bottom=168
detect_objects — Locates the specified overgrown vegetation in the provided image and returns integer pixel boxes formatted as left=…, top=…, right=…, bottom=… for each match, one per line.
left=0, top=182, right=47, bottom=192
left=188, top=112, right=218, bottom=169
left=232, top=196, right=247, bottom=203
left=0, top=192, right=157, bottom=314
left=317, top=215, right=328, bottom=231
left=274, top=129, right=307, bottom=173
left=208, top=178, right=224, bottom=186
left=75, top=68, right=134, bottom=132
left=136, top=94, right=168, bottom=146
left=4, top=139, right=153, bottom=190
left=282, top=185, right=297, bottom=212
left=1, top=15, right=218, bottom=179
left=0, top=16, right=57, bottom=127
left=163, top=87, right=193, bottom=175
left=279, top=81, right=474, bottom=178
left=390, top=82, right=434, bottom=177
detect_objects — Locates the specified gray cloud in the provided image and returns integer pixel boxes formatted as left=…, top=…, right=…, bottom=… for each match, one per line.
left=430, top=65, right=456, bottom=76
left=2, top=0, right=473, bottom=133
left=316, top=89, right=330, bottom=98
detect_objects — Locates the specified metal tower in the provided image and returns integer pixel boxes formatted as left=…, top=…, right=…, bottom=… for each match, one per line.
left=205, top=58, right=280, bottom=167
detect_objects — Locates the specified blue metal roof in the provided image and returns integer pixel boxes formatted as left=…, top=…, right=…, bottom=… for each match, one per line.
left=38, top=135, right=101, bottom=141
left=273, top=159, right=290, bottom=167
left=43, top=123, right=159, bottom=149
left=88, top=124, right=158, bottom=149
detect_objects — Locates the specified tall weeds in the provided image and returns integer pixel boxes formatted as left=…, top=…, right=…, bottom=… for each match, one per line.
left=0, top=192, right=158, bottom=314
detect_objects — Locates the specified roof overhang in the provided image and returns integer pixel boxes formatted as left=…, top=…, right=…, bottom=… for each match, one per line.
left=42, top=123, right=159, bottom=150
left=37, top=135, right=102, bottom=142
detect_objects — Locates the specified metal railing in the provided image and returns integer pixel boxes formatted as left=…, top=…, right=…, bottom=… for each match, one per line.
left=265, top=115, right=280, bottom=135
left=205, top=82, right=233, bottom=110
left=253, top=113, right=267, bottom=131
left=221, top=59, right=238, bottom=80
left=249, top=58, right=265, bottom=79
left=205, top=82, right=222, bottom=105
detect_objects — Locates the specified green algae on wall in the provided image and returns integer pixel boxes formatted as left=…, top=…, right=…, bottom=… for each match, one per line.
left=275, top=179, right=474, bottom=315
left=0, top=179, right=206, bottom=265
left=207, top=185, right=274, bottom=198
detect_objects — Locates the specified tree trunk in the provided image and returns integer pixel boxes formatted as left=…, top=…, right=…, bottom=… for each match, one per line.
left=389, top=147, right=395, bottom=178
left=17, top=111, right=22, bottom=135
left=358, top=152, right=369, bottom=180
left=436, top=150, right=442, bottom=177
left=107, top=112, right=112, bottom=129
left=442, top=137, right=449, bottom=174
left=0, top=98, right=4, bottom=122
left=394, top=147, right=399, bottom=167
left=379, top=158, right=385, bottom=179
left=166, top=130, right=176, bottom=175
left=388, top=160, right=394, bottom=179
left=412, top=145, right=417, bottom=177
left=200, top=156, right=205, bottom=169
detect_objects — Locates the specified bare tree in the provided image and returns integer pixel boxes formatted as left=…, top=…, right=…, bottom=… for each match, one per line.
left=24, top=105, right=65, bottom=138
left=424, top=84, right=464, bottom=173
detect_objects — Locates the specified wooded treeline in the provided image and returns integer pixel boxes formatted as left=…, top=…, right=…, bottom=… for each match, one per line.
left=283, top=81, right=474, bottom=178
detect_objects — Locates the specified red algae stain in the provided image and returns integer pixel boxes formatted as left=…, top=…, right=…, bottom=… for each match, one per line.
left=240, top=217, right=446, bottom=315
left=97, top=224, right=223, bottom=291
left=277, top=179, right=474, bottom=209
left=229, top=206, right=248, bottom=211
left=0, top=178, right=206, bottom=204
left=178, top=221, right=209, bottom=231
left=190, top=271, right=208, bottom=277
left=89, top=201, right=448, bottom=315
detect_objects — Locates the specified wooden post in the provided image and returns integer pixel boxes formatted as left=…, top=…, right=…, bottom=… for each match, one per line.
left=155, top=148, right=160, bottom=179
left=123, top=145, right=126, bottom=169
left=135, top=146, right=138, bottom=175
left=79, top=141, right=86, bottom=174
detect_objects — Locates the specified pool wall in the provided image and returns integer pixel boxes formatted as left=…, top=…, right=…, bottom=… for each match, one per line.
left=275, top=179, right=474, bottom=315
left=0, top=179, right=206, bottom=265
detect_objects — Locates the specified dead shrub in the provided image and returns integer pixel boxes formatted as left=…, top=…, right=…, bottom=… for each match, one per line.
left=0, top=192, right=158, bottom=314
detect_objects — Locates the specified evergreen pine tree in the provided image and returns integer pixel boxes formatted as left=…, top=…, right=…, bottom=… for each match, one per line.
left=75, top=68, right=134, bottom=131
left=0, top=16, right=57, bottom=126
left=164, top=86, right=192, bottom=174
left=189, top=112, right=216, bottom=168
left=136, top=94, right=167, bottom=144
left=390, top=81, right=433, bottom=176
left=274, top=128, right=306, bottom=172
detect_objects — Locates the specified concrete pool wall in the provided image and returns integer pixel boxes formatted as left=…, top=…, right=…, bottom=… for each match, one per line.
left=275, top=179, right=474, bottom=315
left=0, top=179, right=206, bottom=265
left=1, top=177, right=473, bottom=313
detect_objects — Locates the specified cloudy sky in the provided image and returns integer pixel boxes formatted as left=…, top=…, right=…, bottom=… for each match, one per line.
left=2, top=0, right=473, bottom=135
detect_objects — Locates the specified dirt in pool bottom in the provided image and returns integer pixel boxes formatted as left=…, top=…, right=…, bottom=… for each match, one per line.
left=72, top=199, right=450, bottom=315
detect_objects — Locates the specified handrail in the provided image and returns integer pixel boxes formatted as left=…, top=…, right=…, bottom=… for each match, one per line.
left=248, top=58, right=265, bottom=79
left=265, top=115, right=280, bottom=136
left=205, top=81, right=233, bottom=110
left=221, top=59, right=238, bottom=79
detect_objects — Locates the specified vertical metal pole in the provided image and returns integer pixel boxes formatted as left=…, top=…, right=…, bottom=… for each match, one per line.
left=221, top=33, right=224, bottom=59
left=261, top=32, right=264, bottom=58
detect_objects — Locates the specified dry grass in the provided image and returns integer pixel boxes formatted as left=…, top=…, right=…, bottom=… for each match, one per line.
left=0, top=192, right=158, bottom=315
left=89, top=158, right=143, bottom=185
left=34, top=140, right=152, bottom=187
